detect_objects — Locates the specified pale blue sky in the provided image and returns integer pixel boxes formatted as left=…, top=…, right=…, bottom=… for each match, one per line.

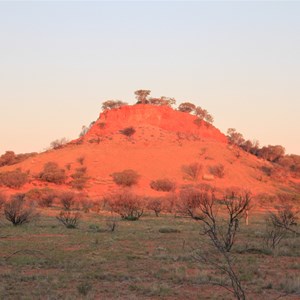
left=0, top=2, right=299, bottom=154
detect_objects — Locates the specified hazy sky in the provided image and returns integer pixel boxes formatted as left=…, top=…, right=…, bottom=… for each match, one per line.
left=0, top=2, right=299, bottom=155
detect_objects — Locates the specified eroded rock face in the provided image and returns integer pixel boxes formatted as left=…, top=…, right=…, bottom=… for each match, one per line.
left=85, top=105, right=227, bottom=143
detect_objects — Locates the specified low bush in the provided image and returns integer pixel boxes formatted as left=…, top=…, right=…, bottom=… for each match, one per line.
left=70, top=167, right=89, bottom=190
left=38, top=162, right=66, bottom=184
left=24, top=188, right=57, bottom=207
left=80, top=197, right=94, bottom=213
left=56, top=211, right=81, bottom=229
left=59, top=191, right=76, bottom=210
left=146, top=197, right=163, bottom=217
left=50, top=138, right=68, bottom=150
left=181, top=163, right=202, bottom=181
left=4, top=193, right=36, bottom=226
left=150, top=179, right=176, bottom=192
left=119, top=127, right=136, bottom=138
left=0, top=169, right=28, bottom=188
left=159, top=227, right=181, bottom=233
left=108, top=192, right=144, bottom=220
left=111, top=169, right=139, bottom=187
left=209, top=164, right=225, bottom=178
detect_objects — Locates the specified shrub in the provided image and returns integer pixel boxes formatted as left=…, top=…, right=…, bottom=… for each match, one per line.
left=0, top=169, right=28, bottom=188
left=146, top=197, right=163, bottom=217
left=76, top=156, right=85, bottom=165
left=257, top=145, right=285, bottom=162
left=182, top=163, right=202, bottom=181
left=0, top=151, right=37, bottom=167
left=50, top=138, right=68, bottom=150
left=209, top=164, right=225, bottom=178
left=38, top=162, right=66, bottom=184
left=70, top=167, right=88, bottom=190
left=56, top=211, right=81, bottom=228
left=111, top=169, right=139, bottom=187
left=25, top=188, right=57, bottom=207
left=106, top=216, right=118, bottom=232
left=150, top=178, right=176, bottom=192
left=159, top=227, right=180, bottom=233
left=80, top=197, right=94, bottom=213
left=59, top=191, right=76, bottom=210
left=109, top=192, right=144, bottom=220
left=4, top=194, right=36, bottom=226
left=119, top=127, right=136, bottom=138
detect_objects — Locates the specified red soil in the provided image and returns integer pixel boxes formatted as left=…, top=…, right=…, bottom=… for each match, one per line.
left=0, top=105, right=297, bottom=201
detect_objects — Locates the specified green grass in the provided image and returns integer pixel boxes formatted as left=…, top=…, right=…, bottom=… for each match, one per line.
left=0, top=210, right=299, bottom=299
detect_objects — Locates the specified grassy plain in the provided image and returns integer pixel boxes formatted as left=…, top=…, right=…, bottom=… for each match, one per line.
left=0, top=207, right=300, bottom=299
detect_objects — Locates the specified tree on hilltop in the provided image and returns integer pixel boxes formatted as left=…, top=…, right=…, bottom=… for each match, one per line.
left=149, top=96, right=176, bottom=107
left=102, top=100, right=128, bottom=111
left=178, top=102, right=196, bottom=113
left=134, top=90, right=151, bottom=104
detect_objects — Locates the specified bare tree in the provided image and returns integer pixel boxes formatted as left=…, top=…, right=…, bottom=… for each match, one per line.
left=189, top=189, right=250, bottom=299
left=222, top=191, right=252, bottom=251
